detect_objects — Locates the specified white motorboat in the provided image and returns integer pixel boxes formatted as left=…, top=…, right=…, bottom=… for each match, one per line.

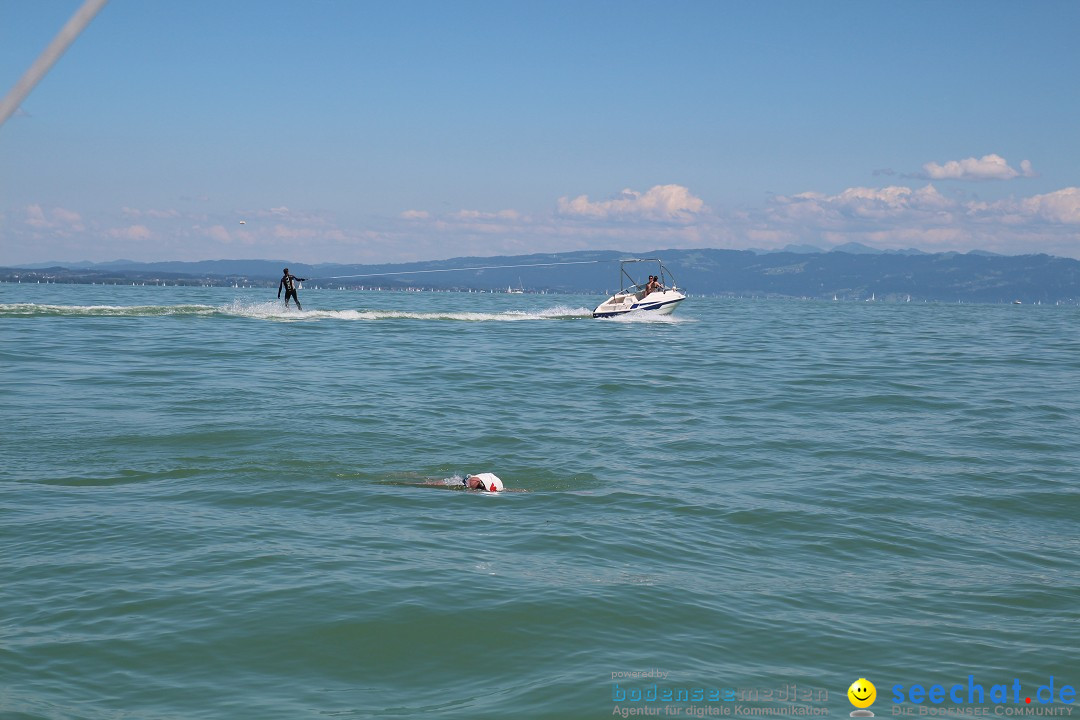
left=592, top=258, right=686, bottom=318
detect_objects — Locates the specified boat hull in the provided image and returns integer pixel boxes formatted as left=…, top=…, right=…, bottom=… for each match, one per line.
left=592, top=291, right=686, bottom=318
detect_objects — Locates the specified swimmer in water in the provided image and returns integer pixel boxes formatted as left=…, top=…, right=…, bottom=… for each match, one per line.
left=390, top=472, right=520, bottom=492
left=462, top=473, right=504, bottom=492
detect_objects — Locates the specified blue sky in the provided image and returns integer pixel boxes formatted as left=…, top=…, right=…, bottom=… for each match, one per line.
left=2, top=0, right=1079, bottom=264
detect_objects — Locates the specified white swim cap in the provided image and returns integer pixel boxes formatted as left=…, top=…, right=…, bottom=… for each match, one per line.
left=472, top=472, right=504, bottom=492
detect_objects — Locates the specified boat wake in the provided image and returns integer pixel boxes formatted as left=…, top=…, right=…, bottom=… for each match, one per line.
left=0, top=302, right=219, bottom=317
left=0, top=301, right=594, bottom=322
left=220, top=300, right=594, bottom=322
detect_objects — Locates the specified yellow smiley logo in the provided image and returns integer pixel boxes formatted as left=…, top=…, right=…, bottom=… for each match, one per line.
left=848, top=678, right=877, bottom=709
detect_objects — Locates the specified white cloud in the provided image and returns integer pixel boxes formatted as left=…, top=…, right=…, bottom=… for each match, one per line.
left=24, top=204, right=85, bottom=232
left=772, top=184, right=951, bottom=223
left=922, top=154, right=1035, bottom=181
left=387, top=187, right=732, bottom=257
left=244, top=206, right=332, bottom=227
left=204, top=225, right=232, bottom=243
left=453, top=209, right=520, bottom=221
left=51, top=207, right=83, bottom=225
left=120, top=206, right=179, bottom=219
left=25, top=204, right=49, bottom=228
left=1020, top=187, right=1080, bottom=224
left=8, top=176, right=1080, bottom=265
left=762, top=180, right=1080, bottom=255
left=390, top=180, right=1073, bottom=258
left=964, top=187, right=1080, bottom=226
left=558, top=184, right=705, bottom=221
left=107, top=225, right=153, bottom=241
left=272, top=224, right=318, bottom=240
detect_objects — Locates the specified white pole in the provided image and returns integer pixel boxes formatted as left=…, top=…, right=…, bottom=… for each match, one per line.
left=0, top=0, right=109, bottom=129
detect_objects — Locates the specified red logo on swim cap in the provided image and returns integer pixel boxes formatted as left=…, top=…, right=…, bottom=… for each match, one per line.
left=489, top=483, right=496, bottom=491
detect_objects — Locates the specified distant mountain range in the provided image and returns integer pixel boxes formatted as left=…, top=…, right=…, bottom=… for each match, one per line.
left=4, top=245, right=1079, bottom=304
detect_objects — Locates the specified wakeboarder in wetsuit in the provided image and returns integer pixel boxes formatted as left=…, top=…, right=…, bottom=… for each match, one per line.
left=278, top=267, right=306, bottom=310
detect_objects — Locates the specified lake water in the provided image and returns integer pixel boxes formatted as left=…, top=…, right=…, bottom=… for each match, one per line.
left=3, top=283, right=1078, bottom=719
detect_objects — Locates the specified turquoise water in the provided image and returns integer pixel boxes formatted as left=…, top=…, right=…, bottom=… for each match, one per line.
left=3, top=283, right=1078, bottom=719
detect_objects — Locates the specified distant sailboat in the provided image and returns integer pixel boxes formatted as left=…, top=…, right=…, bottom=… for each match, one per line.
left=508, top=278, right=524, bottom=294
